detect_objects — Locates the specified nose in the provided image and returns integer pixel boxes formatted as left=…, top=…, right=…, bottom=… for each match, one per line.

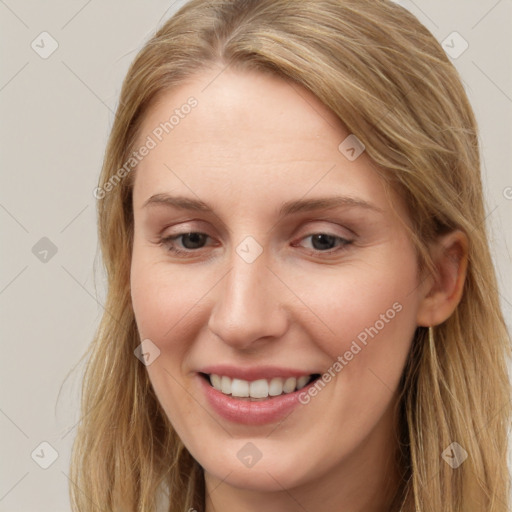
left=207, top=246, right=288, bottom=351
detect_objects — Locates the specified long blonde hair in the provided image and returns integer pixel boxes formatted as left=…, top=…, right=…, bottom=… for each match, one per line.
left=69, top=1, right=512, bottom=510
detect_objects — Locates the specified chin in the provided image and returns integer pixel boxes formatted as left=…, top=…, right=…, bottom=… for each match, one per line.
left=200, top=447, right=314, bottom=492
left=210, top=466, right=301, bottom=492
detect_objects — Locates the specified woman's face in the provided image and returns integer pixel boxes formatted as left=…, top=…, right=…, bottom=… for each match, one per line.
left=130, top=67, right=424, bottom=498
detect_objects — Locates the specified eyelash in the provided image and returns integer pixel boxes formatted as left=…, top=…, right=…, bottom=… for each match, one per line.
left=158, top=232, right=354, bottom=258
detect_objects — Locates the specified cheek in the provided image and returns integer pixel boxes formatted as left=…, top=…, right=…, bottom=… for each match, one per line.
left=130, top=250, right=215, bottom=414
left=130, top=250, right=205, bottom=345
left=296, top=245, right=420, bottom=388
left=130, top=253, right=205, bottom=426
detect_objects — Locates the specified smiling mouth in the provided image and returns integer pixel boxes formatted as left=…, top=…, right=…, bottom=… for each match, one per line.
left=200, top=373, right=321, bottom=401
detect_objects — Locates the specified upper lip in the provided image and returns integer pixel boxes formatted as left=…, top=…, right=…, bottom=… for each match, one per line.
left=198, top=365, right=319, bottom=381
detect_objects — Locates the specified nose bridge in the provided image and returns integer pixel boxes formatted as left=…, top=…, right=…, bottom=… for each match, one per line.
left=207, top=240, right=287, bottom=349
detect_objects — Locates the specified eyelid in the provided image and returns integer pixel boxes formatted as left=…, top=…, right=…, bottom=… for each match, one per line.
left=290, top=219, right=357, bottom=245
left=159, top=219, right=353, bottom=241
left=158, top=219, right=211, bottom=235
left=157, top=214, right=357, bottom=236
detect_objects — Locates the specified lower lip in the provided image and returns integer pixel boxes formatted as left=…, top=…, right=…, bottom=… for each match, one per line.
left=199, top=375, right=314, bottom=425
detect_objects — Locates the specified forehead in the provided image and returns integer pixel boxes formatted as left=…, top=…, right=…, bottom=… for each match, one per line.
left=131, top=67, right=402, bottom=220
left=138, top=67, right=346, bottom=153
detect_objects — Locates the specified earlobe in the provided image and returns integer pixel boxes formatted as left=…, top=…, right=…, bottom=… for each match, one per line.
left=416, top=230, right=468, bottom=327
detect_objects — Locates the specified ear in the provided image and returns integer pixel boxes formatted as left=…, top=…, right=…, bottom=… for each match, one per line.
left=416, top=230, right=468, bottom=327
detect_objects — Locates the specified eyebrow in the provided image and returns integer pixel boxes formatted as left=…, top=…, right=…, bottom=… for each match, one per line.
left=142, top=193, right=383, bottom=217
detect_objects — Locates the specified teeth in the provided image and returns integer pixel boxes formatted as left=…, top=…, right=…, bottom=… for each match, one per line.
left=250, top=379, right=268, bottom=399
left=283, top=377, right=297, bottom=393
left=221, top=375, right=231, bottom=395
left=268, top=377, right=284, bottom=396
left=210, top=374, right=222, bottom=391
left=297, top=375, right=309, bottom=389
left=208, top=374, right=313, bottom=399
left=231, top=378, right=249, bottom=397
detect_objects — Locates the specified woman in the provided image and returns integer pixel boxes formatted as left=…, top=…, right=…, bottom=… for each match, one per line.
left=70, top=1, right=512, bottom=510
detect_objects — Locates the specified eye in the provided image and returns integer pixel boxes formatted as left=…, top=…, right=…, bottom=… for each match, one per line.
left=158, top=231, right=353, bottom=258
left=296, top=233, right=353, bottom=254
left=159, top=232, right=212, bottom=256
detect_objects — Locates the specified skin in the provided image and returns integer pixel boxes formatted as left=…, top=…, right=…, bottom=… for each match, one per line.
left=129, top=66, right=467, bottom=512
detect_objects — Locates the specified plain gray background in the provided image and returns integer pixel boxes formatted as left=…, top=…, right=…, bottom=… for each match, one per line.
left=1, top=1, right=511, bottom=510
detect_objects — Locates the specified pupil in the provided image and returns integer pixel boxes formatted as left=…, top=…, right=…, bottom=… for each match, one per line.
left=183, top=233, right=206, bottom=249
left=312, top=234, right=336, bottom=251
